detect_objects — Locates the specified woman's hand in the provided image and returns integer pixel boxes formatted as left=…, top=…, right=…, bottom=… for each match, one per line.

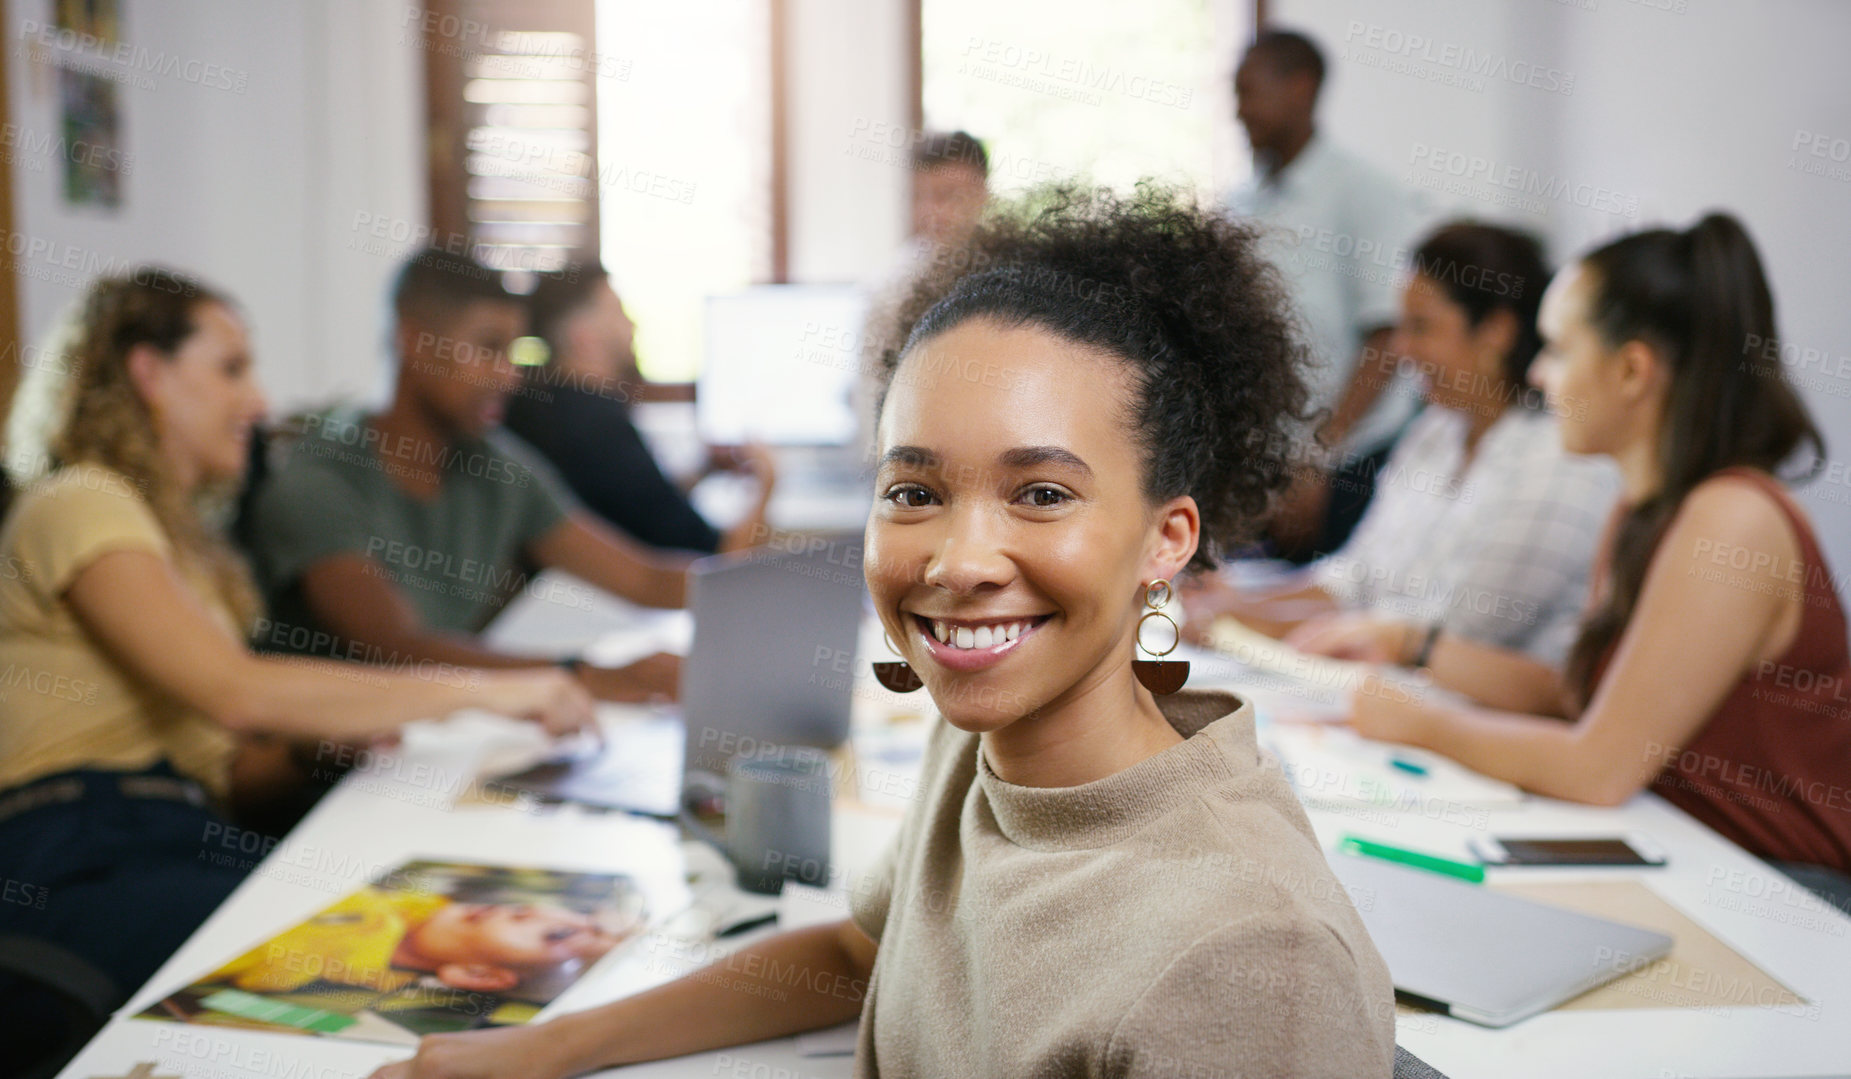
left=367, top=1025, right=576, bottom=1079
left=477, top=669, right=598, bottom=737
left=1286, top=613, right=1416, bottom=664
left=1348, top=674, right=1440, bottom=747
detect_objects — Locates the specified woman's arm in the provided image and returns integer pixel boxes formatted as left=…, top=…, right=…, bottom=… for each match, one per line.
left=66, top=549, right=593, bottom=742
left=294, top=553, right=679, bottom=704
left=1422, top=631, right=1571, bottom=716
left=371, top=919, right=878, bottom=1079
left=1349, top=480, right=1802, bottom=805
left=1289, top=615, right=1569, bottom=716
left=1179, top=572, right=1339, bottom=641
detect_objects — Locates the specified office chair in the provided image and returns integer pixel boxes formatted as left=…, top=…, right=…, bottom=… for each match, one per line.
left=0, top=935, right=119, bottom=1079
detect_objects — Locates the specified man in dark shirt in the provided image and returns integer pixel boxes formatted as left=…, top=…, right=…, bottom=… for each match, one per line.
left=506, top=263, right=776, bottom=554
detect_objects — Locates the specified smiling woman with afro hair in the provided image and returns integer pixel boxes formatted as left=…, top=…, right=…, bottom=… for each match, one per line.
left=368, top=183, right=1396, bottom=1079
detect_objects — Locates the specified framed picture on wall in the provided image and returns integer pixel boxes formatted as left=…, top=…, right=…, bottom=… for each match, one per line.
left=58, top=67, right=121, bottom=209
left=55, top=0, right=121, bottom=44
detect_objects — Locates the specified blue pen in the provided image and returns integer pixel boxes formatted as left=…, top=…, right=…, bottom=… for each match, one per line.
left=1388, top=754, right=1429, bottom=777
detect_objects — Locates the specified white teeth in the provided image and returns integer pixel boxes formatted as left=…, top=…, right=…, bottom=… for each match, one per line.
left=923, top=618, right=1039, bottom=649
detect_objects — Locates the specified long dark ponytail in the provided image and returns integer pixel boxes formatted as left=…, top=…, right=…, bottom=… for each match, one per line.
left=1564, top=213, right=1824, bottom=702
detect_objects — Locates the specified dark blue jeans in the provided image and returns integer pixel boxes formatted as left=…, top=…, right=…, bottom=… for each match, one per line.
left=0, top=763, right=247, bottom=1007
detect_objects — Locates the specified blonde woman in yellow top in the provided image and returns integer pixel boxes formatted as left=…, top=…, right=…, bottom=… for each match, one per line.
left=0, top=269, right=592, bottom=1013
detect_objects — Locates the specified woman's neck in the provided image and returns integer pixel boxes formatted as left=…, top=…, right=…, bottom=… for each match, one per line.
left=1614, top=424, right=1665, bottom=503
left=980, top=658, right=1183, bottom=788
left=158, top=438, right=202, bottom=498
left=1458, top=397, right=1510, bottom=461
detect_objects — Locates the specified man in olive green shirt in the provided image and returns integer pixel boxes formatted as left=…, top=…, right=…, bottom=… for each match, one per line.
left=249, top=250, right=686, bottom=702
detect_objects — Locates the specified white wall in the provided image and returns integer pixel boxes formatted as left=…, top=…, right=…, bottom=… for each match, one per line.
left=1273, top=0, right=1851, bottom=577
left=5, top=0, right=424, bottom=414
left=784, top=0, right=912, bottom=283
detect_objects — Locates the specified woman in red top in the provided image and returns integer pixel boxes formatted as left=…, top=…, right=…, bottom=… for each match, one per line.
left=1294, top=214, right=1851, bottom=899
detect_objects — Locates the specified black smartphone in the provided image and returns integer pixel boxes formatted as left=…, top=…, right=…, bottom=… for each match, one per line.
left=1469, top=835, right=1667, bottom=867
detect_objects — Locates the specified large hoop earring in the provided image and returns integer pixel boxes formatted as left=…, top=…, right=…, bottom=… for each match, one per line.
left=872, top=628, right=923, bottom=693
left=1133, top=578, right=1189, bottom=695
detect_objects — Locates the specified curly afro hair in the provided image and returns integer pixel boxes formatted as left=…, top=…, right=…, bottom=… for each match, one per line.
left=877, top=182, right=1313, bottom=571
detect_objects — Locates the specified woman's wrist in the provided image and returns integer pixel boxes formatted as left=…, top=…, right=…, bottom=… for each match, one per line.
left=1402, top=622, right=1442, bottom=668
left=1395, top=621, right=1421, bottom=666
left=545, top=1005, right=627, bottom=1077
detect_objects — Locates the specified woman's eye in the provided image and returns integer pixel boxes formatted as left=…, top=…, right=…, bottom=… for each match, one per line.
left=886, top=485, right=935, bottom=508
left=1021, top=485, right=1069, bottom=508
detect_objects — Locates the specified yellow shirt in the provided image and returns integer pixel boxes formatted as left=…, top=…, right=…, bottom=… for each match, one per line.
left=0, top=464, right=238, bottom=800
left=208, top=887, right=450, bottom=993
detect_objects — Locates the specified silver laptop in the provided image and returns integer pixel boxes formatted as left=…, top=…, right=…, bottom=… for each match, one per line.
left=490, top=541, right=866, bottom=814
left=680, top=539, right=868, bottom=782
left=1333, top=852, right=1674, bottom=1027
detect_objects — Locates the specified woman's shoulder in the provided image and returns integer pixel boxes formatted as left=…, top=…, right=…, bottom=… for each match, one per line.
left=2, top=464, right=168, bottom=593
left=1389, top=405, right=1468, bottom=459
left=1673, top=469, right=1810, bottom=558
left=13, top=464, right=157, bottom=529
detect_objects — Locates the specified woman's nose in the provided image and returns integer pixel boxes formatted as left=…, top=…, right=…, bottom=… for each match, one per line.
left=921, top=512, right=1014, bottom=595
left=1527, top=355, right=1556, bottom=392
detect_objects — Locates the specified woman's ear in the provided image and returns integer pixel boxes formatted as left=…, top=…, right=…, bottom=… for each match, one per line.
left=124, top=342, right=169, bottom=412
left=1474, top=308, right=1520, bottom=376
left=1146, top=495, right=1201, bottom=583
left=1613, top=338, right=1667, bottom=405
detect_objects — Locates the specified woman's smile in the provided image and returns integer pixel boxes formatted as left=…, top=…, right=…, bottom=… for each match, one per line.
left=910, top=612, right=1055, bottom=673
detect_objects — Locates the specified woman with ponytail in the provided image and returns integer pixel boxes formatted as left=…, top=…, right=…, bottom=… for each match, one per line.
left=0, top=270, right=595, bottom=1008
left=1335, top=214, right=1851, bottom=899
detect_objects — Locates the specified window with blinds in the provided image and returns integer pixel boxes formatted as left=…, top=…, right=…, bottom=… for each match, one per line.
left=424, top=0, right=600, bottom=276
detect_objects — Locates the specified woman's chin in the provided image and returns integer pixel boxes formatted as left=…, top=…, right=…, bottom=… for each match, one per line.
left=923, top=680, right=1035, bottom=735
left=207, top=458, right=250, bottom=486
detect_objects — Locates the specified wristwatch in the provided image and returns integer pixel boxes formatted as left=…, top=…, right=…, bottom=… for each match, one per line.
left=1409, top=623, right=1443, bottom=669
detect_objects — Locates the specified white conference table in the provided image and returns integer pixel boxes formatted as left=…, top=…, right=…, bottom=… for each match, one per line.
left=59, top=576, right=1851, bottom=1079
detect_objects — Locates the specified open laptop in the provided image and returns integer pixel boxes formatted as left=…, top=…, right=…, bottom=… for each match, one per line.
left=489, top=541, right=866, bottom=815
left=1333, top=852, right=1674, bottom=1027
left=679, top=538, right=868, bottom=783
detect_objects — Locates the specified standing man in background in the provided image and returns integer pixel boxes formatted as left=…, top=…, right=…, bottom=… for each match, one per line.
left=1229, top=29, right=1431, bottom=559
left=859, top=130, right=993, bottom=458
left=909, top=130, right=990, bottom=257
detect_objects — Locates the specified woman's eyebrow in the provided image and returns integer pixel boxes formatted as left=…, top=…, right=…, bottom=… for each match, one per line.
left=879, top=445, right=939, bottom=470
left=999, top=445, right=1093, bottom=477
left=877, top=444, right=1094, bottom=477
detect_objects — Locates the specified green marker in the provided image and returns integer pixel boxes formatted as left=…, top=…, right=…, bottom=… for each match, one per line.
left=1340, top=835, right=1485, bottom=884
left=200, top=988, right=356, bottom=1033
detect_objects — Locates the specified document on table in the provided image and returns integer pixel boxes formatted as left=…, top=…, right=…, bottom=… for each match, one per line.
left=1262, top=721, right=1526, bottom=812
left=1205, top=616, right=1373, bottom=694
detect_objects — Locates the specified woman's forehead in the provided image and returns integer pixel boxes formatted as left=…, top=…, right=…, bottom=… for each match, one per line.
left=880, top=320, right=1137, bottom=454
left=1537, top=263, right=1590, bottom=337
